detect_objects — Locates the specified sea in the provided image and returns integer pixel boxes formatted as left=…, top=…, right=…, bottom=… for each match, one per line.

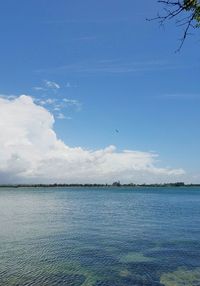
left=0, top=187, right=200, bottom=286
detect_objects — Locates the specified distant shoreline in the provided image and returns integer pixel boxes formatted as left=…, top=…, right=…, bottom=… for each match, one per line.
left=0, top=183, right=200, bottom=188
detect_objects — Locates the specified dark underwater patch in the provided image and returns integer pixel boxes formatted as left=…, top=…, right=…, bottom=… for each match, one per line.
left=78, top=248, right=118, bottom=267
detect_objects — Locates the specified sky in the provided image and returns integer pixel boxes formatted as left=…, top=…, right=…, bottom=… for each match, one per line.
left=0, top=0, right=199, bottom=184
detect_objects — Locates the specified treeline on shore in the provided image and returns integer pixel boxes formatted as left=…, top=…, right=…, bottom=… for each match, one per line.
left=0, top=182, right=200, bottom=188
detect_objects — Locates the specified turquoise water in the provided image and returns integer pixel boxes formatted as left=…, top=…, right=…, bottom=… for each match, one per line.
left=0, top=187, right=200, bottom=285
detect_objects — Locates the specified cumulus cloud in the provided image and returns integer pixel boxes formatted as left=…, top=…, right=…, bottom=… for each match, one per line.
left=0, top=95, right=185, bottom=184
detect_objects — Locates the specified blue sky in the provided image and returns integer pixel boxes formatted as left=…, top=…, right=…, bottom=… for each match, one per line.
left=0, top=0, right=199, bottom=183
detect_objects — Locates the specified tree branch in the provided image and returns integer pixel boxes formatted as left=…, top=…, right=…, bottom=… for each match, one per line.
left=147, top=0, right=200, bottom=51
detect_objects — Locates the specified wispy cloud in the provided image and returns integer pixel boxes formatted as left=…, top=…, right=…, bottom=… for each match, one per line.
left=31, top=78, right=81, bottom=119
left=72, top=36, right=97, bottom=41
left=56, top=113, right=66, bottom=120
left=56, top=113, right=72, bottom=120
left=33, top=96, right=82, bottom=119
left=33, top=80, right=60, bottom=92
left=44, top=80, right=60, bottom=89
left=33, top=86, right=47, bottom=91
left=66, top=81, right=78, bottom=88
left=63, top=98, right=82, bottom=111
left=36, top=59, right=188, bottom=75
left=160, top=93, right=200, bottom=99
left=44, top=17, right=135, bottom=25
left=0, top=94, right=18, bottom=100
left=54, top=106, right=61, bottom=111
left=34, top=98, right=56, bottom=106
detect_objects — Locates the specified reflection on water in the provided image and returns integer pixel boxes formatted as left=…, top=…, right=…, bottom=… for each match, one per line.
left=0, top=187, right=200, bottom=285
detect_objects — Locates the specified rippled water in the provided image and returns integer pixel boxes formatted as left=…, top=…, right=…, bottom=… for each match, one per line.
left=0, top=187, right=200, bottom=285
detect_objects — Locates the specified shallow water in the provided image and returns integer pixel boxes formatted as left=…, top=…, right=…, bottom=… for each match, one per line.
left=0, top=187, right=200, bottom=285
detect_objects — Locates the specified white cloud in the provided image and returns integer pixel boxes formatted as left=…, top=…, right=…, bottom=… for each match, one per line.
left=0, top=95, right=185, bottom=184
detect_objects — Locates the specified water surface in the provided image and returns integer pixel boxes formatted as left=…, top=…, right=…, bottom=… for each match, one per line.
left=0, top=187, right=200, bottom=285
